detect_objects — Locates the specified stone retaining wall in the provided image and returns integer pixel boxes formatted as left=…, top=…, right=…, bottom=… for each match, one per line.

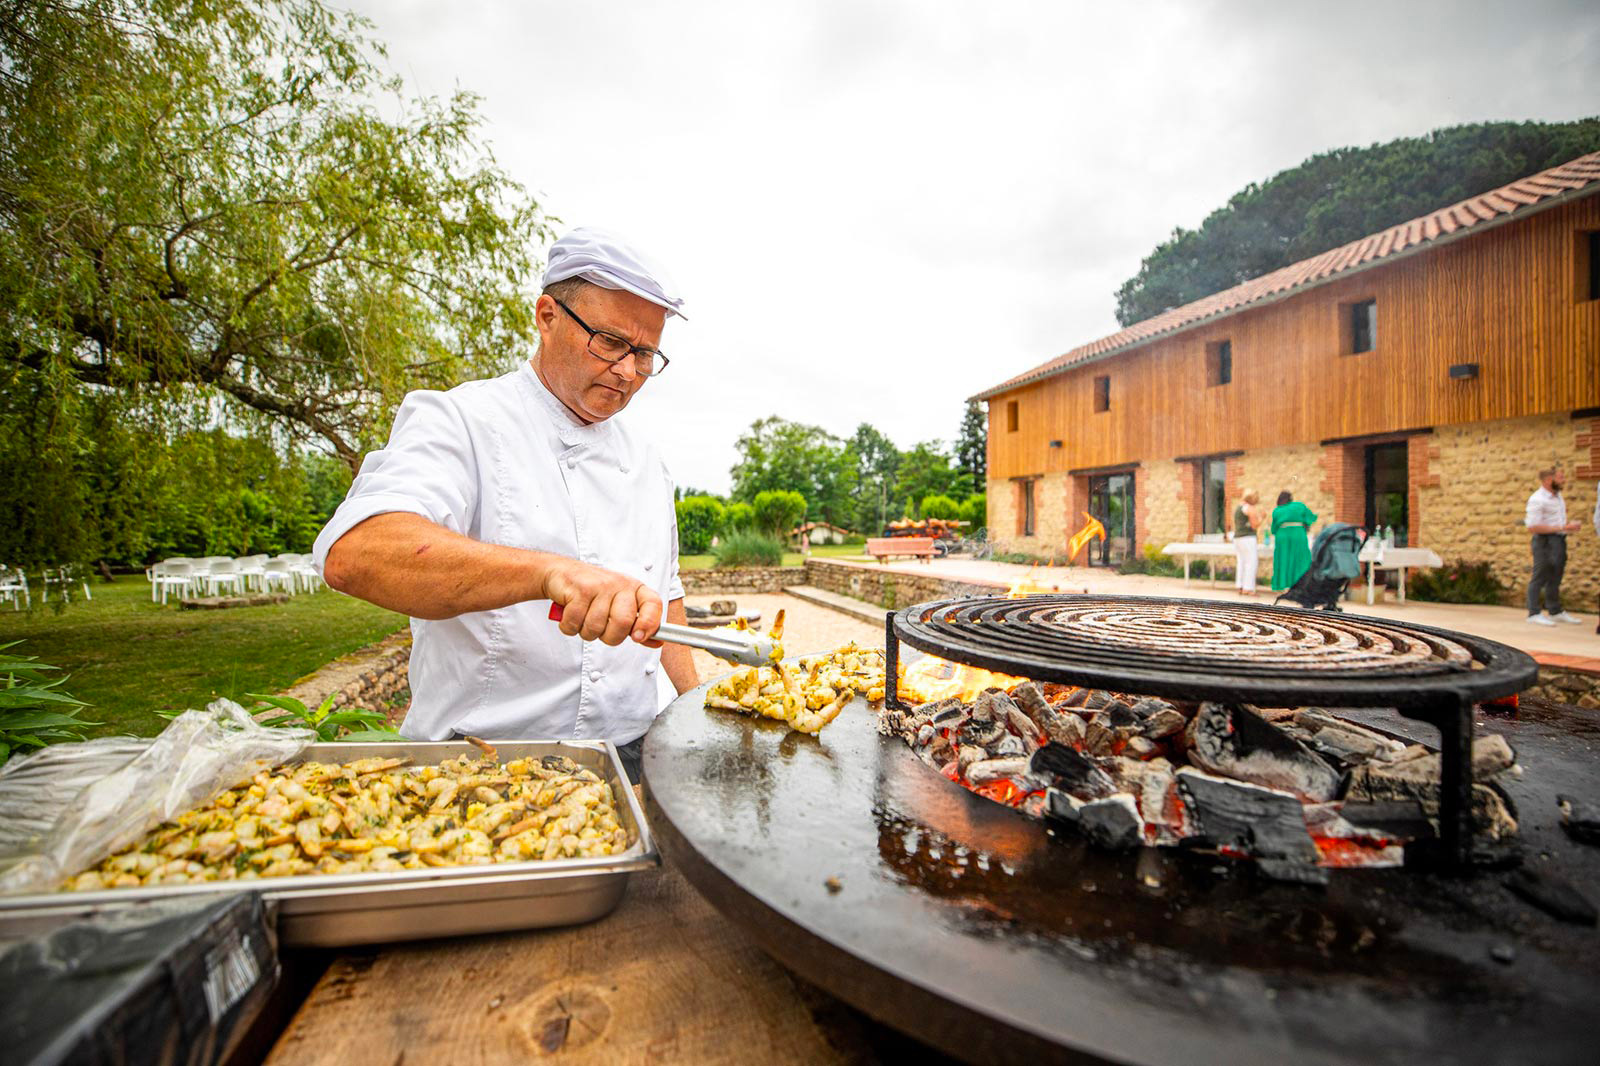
left=1523, top=666, right=1600, bottom=709
left=679, top=566, right=806, bottom=595
left=801, top=559, right=1004, bottom=609
left=279, top=630, right=411, bottom=720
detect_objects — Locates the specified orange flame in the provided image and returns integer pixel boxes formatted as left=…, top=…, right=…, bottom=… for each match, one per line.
left=900, top=655, right=1027, bottom=704
left=1067, top=512, right=1105, bottom=564
left=1005, top=566, right=1065, bottom=598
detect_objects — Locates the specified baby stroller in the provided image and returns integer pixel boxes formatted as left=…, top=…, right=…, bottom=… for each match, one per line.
left=1274, top=523, right=1366, bottom=611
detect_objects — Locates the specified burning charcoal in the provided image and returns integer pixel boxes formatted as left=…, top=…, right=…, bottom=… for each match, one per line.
left=1140, top=708, right=1187, bottom=741
left=1176, top=767, right=1321, bottom=868
left=966, top=757, right=1031, bottom=786
left=1128, top=697, right=1174, bottom=720
left=1557, top=796, right=1600, bottom=846
left=1345, top=760, right=1519, bottom=842
left=1045, top=787, right=1084, bottom=824
left=1052, top=687, right=1090, bottom=710
left=1301, top=723, right=1406, bottom=767
left=1030, top=744, right=1116, bottom=799
left=1076, top=793, right=1144, bottom=850
left=1082, top=690, right=1114, bottom=711
left=1084, top=720, right=1116, bottom=757
left=1302, top=804, right=1407, bottom=866
left=957, top=745, right=988, bottom=777
left=930, top=702, right=968, bottom=726
left=1109, top=757, right=1186, bottom=845
left=915, top=697, right=964, bottom=720
left=1186, top=702, right=1340, bottom=802
left=971, top=689, right=1005, bottom=722
left=1505, top=868, right=1599, bottom=926
left=1337, top=801, right=1435, bottom=842
left=992, top=734, right=1027, bottom=758
left=1103, top=700, right=1140, bottom=728
left=1011, top=684, right=1087, bottom=749
left=957, top=716, right=1005, bottom=750
left=1124, top=736, right=1159, bottom=760
left=1050, top=712, right=1087, bottom=751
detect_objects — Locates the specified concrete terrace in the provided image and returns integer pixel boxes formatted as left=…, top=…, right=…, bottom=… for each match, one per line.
left=809, top=556, right=1600, bottom=672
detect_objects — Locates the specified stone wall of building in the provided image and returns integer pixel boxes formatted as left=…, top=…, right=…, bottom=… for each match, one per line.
left=1234, top=442, right=1334, bottom=525
left=1141, top=459, right=1188, bottom=551
left=679, top=566, right=807, bottom=595
left=985, top=473, right=1072, bottom=558
left=1420, top=412, right=1599, bottom=604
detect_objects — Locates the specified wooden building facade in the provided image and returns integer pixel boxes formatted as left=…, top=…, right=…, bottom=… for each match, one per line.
left=976, top=154, right=1600, bottom=601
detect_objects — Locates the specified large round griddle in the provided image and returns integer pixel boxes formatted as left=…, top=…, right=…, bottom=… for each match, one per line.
left=644, top=676, right=1599, bottom=1066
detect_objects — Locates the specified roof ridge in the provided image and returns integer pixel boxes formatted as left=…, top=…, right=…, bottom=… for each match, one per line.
left=975, top=150, right=1600, bottom=400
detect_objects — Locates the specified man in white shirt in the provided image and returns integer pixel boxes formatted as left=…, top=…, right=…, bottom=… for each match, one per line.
left=1523, top=467, right=1583, bottom=626
left=313, top=228, right=698, bottom=779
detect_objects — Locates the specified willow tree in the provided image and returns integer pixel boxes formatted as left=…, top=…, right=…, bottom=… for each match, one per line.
left=0, top=0, right=550, bottom=469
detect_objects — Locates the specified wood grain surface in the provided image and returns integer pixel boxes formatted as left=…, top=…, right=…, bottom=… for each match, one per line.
left=264, top=863, right=855, bottom=1066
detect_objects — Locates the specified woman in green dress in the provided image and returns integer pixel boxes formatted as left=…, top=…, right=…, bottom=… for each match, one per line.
left=1269, top=491, right=1317, bottom=591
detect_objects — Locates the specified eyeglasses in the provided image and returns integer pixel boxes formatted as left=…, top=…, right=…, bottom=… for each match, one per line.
left=550, top=297, right=670, bottom=377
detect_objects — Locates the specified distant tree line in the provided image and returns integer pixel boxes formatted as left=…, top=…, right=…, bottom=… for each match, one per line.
left=1114, top=119, right=1600, bottom=326
left=673, top=401, right=988, bottom=554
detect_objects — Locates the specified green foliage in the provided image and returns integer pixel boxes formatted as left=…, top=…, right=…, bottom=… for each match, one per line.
left=1407, top=560, right=1507, bottom=605
left=731, top=418, right=853, bottom=525
left=1118, top=546, right=1185, bottom=578
left=0, top=0, right=549, bottom=469
left=157, top=691, right=400, bottom=742
left=896, top=441, right=965, bottom=509
left=723, top=501, right=754, bottom=532
left=846, top=423, right=901, bottom=534
left=1115, top=119, right=1600, bottom=326
left=674, top=495, right=725, bottom=555
left=751, top=490, right=807, bottom=537
left=961, top=493, right=987, bottom=529
left=712, top=530, right=785, bottom=568
left=956, top=401, right=987, bottom=486
left=0, top=641, right=98, bottom=764
left=919, top=494, right=961, bottom=520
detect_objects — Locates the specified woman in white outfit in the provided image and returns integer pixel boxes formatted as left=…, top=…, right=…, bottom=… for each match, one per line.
left=1233, top=489, right=1264, bottom=596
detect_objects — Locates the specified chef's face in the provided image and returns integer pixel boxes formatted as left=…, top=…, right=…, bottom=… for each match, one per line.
left=533, top=285, right=667, bottom=424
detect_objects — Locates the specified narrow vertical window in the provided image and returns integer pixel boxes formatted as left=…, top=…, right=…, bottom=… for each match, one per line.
left=1006, top=399, right=1019, bottom=432
left=1206, top=340, right=1232, bottom=386
left=1350, top=299, right=1377, bottom=354
left=1587, top=231, right=1600, bottom=302
left=1023, top=479, right=1036, bottom=537
left=1093, top=376, right=1110, bottom=413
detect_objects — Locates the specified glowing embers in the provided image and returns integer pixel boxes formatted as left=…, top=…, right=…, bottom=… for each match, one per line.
left=877, top=683, right=1523, bottom=884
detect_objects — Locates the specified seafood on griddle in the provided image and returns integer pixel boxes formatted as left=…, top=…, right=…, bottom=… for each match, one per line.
left=704, top=642, right=885, bottom=735
left=63, top=749, right=629, bottom=891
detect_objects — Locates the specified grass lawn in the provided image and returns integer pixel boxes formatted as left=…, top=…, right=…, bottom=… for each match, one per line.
left=679, top=543, right=871, bottom=570
left=0, top=579, right=406, bottom=740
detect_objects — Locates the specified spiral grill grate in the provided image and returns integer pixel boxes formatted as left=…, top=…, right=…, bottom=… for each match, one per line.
left=889, top=595, right=1535, bottom=708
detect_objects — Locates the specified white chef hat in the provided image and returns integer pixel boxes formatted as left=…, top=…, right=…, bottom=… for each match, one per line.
left=541, top=226, right=687, bottom=320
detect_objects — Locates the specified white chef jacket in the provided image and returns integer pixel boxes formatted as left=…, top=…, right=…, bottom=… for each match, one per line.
left=312, top=362, right=683, bottom=744
left=1524, top=485, right=1568, bottom=533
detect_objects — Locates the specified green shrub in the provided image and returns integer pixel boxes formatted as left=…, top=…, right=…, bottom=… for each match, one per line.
left=1118, top=545, right=1185, bottom=577
left=1407, top=560, right=1507, bottom=605
left=960, top=493, right=986, bottom=529
left=0, top=641, right=97, bottom=764
left=751, top=489, right=807, bottom=537
left=712, top=529, right=785, bottom=568
left=843, top=533, right=867, bottom=546
left=920, top=494, right=961, bottom=520
left=723, top=501, right=754, bottom=532
left=675, top=495, right=725, bottom=554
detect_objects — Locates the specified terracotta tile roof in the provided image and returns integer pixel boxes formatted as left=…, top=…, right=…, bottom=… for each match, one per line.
left=973, top=152, right=1600, bottom=400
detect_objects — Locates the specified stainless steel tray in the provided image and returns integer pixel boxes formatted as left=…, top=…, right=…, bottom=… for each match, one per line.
left=0, top=740, right=657, bottom=947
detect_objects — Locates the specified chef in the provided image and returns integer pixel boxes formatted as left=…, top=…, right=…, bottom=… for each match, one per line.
left=313, top=227, right=697, bottom=780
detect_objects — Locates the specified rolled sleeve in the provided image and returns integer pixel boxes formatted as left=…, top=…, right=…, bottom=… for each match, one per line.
left=312, top=390, right=481, bottom=573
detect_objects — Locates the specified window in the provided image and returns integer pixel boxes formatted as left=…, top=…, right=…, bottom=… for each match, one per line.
left=1200, top=458, right=1227, bottom=534
left=1581, top=230, right=1600, bottom=303
left=1206, top=340, right=1233, bottom=386
left=1006, top=399, right=1019, bottom=432
left=1093, top=375, right=1110, bottom=413
left=1017, top=479, right=1037, bottom=537
left=1349, top=299, right=1377, bottom=354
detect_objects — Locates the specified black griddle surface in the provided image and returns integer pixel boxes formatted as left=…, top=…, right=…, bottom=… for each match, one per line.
left=644, top=677, right=1600, bottom=1066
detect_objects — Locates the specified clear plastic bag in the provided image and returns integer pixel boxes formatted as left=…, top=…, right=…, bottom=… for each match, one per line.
left=0, top=699, right=312, bottom=895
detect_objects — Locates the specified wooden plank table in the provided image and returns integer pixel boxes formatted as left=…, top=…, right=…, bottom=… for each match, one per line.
left=263, top=860, right=930, bottom=1065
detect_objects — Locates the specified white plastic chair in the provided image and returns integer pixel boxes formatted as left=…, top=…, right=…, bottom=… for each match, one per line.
left=0, top=568, right=29, bottom=610
left=236, top=554, right=268, bottom=592
left=261, top=559, right=296, bottom=595
left=281, top=553, right=322, bottom=593
left=154, top=561, right=196, bottom=605
left=205, top=558, right=243, bottom=597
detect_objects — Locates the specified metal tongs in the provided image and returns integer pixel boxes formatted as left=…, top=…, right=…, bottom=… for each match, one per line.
left=547, top=603, right=780, bottom=667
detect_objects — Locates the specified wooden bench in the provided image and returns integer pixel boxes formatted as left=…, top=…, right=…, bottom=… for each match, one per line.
left=866, top=536, right=936, bottom=563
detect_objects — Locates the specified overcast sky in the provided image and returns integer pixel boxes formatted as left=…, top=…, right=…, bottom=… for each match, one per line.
left=342, top=0, right=1598, bottom=495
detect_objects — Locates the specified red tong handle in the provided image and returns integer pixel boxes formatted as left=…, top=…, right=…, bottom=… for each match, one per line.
left=548, top=603, right=564, bottom=622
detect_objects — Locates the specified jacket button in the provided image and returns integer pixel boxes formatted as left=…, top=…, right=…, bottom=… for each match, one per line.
left=619, top=464, right=630, bottom=474
left=645, top=664, right=657, bottom=675
left=644, top=561, right=654, bottom=571
left=589, top=669, right=602, bottom=682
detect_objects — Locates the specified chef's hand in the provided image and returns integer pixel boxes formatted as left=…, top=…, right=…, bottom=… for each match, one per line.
left=542, top=558, right=664, bottom=647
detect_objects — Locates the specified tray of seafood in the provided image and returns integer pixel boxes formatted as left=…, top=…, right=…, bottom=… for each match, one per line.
left=0, top=739, right=657, bottom=947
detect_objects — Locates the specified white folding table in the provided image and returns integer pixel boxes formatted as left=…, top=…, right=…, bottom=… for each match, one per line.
left=1160, top=540, right=1274, bottom=584
left=1356, top=544, right=1442, bottom=605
